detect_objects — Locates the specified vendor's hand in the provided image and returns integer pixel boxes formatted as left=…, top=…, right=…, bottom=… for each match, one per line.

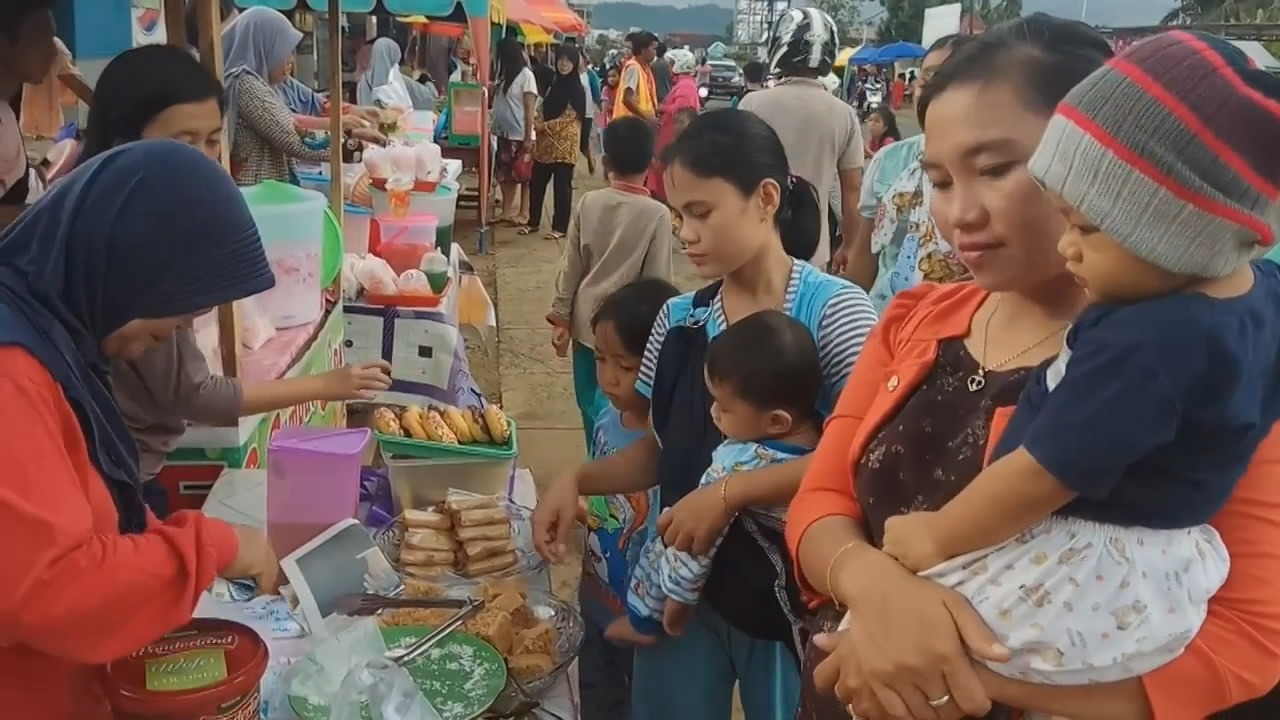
left=342, top=113, right=371, bottom=131
left=551, top=327, right=570, bottom=357
left=350, top=127, right=388, bottom=146
left=319, top=361, right=393, bottom=401
left=881, top=511, right=948, bottom=573
left=354, top=106, right=382, bottom=124
left=812, top=549, right=1007, bottom=720
left=532, top=469, right=582, bottom=562
left=223, top=524, right=280, bottom=594
left=658, top=480, right=733, bottom=555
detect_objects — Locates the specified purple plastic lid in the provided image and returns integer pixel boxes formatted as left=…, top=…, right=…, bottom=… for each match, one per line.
left=268, top=427, right=371, bottom=455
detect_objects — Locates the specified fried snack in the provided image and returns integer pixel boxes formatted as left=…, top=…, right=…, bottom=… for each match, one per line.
left=465, top=407, right=493, bottom=443
left=454, top=507, right=509, bottom=528
left=400, top=406, right=430, bottom=441
left=461, top=537, right=515, bottom=562
left=423, top=407, right=459, bottom=444
left=508, top=654, right=554, bottom=683
left=481, top=403, right=511, bottom=444
left=480, top=578, right=527, bottom=604
left=436, top=405, right=475, bottom=443
left=464, top=608, right=515, bottom=655
left=512, top=622, right=557, bottom=656
left=488, top=591, right=525, bottom=615
left=402, top=527, right=458, bottom=551
left=401, top=563, right=453, bottom=579
left=459, top=550, right=518, bottom=578
left=402, top=507, right=452, bottom=530
left=444, top=494, right=501, bottom=512
left=401, top=577, right=447, bottom=599
left=456, top=522, right=512, bottom=542
left=371, top=407, right=404, bottom=436
left=399, top=548, right=455, bottom=566
left=380, top=607, right=459, bottom=627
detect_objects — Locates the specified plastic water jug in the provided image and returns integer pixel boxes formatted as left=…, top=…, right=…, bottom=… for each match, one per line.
left=241, top=181, right=328, bottom=329
left=267, top=427, right=371, bottom=558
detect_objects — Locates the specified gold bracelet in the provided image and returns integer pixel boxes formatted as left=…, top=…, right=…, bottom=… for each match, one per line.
left=720, top=475, right=734, bottom=514
left=825, top=540, right=862, bottom=607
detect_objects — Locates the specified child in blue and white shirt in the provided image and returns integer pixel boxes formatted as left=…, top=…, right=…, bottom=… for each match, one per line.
left=576, top=279, right=678, bottom=720
left=607, top=310, right=822, bottom=644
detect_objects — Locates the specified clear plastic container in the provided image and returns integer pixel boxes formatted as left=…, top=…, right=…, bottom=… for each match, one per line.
left=240, top=181, right=328, bottom=329
left=370, top=182, right=458, bottom=255
left=342, top=203, right=372, bottom=256
left=376, top=214, right=438, bottom=275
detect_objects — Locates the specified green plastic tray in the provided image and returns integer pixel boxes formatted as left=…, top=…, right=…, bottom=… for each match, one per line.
left=377, top=418, right=518, bottom=460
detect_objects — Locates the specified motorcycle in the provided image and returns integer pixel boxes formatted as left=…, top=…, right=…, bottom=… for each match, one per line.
left=861, top=85, right=884, bottom=121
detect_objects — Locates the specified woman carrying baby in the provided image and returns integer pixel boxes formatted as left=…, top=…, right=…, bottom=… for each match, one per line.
left=787, top=14, right=1280, bottom=720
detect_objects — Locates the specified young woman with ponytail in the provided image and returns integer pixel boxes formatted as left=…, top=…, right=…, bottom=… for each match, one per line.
left=532, top=109, right=877, bottom=720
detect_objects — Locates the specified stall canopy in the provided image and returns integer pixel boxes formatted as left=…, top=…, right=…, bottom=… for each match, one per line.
left=525, top=0, right=585, bottom=34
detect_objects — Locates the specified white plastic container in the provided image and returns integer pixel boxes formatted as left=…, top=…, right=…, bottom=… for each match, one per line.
left=384, top=453, right=516, bottom=510
left=342, top=203, right=373, bottom=255
left=240, top=182, right=327, bottom=329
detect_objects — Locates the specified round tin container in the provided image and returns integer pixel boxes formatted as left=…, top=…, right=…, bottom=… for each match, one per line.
left=105, top=618, right=269, bottom=720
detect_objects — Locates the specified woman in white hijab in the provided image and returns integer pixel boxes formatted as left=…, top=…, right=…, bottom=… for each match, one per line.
left=357, top=37, right=438, bottom=111
left=221, top=7, right=329, bottom=185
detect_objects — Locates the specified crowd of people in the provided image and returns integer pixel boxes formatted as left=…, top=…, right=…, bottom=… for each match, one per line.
left=538, top=7, right=1280, bottom=720
left=4, top=0, right=1280, bottom=718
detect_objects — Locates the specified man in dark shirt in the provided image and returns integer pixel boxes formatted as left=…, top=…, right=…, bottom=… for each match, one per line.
left=651, top=42, right=671, bottom=103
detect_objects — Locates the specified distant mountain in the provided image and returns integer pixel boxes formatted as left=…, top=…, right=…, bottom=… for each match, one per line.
left=591, top=3, right=733, bottom=36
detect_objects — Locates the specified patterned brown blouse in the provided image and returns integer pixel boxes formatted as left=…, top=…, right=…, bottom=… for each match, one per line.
left=798, top=339, right=1033, bottom=720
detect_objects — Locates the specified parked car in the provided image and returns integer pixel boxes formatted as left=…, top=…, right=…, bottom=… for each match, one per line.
left=703, top=60, right=743, bottom=100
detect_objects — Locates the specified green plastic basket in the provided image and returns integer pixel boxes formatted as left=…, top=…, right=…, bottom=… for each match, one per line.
left=377, top=418, right=518, bottom=460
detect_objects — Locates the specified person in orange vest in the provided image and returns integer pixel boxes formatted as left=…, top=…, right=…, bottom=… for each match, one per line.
left=614, top=31, right=658, bottom=123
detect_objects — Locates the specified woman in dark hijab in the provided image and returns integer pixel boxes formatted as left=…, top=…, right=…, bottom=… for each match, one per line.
left=0, top=140, right=281, bottom=718
left=522, top=45, right=586, bottom=239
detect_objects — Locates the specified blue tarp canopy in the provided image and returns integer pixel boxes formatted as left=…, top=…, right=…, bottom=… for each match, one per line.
left=873, top=41, right=926, bottom=63
left=848, top=45, right=878, bottom=64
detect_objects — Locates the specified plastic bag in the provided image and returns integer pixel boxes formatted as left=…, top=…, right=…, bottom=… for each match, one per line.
left=396, top=269, right=431, bottom=295
left=342, top=254, right=362, bottom=302
left=373, top=67, right=414, bottom=113
left=236, top=297, right=276, bottom=350
left=288, top=617, right=389, bottom=708
left=354, top=255, right=399, bottom=295
left=330, top=657, right=442, bottom=720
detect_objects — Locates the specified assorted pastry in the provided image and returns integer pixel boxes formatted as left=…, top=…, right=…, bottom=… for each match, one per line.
left=381, top=577, right=558, bottom=683
left=372, top=403, right=511, bottom=446
left=397, top=494, right=518, bottom=579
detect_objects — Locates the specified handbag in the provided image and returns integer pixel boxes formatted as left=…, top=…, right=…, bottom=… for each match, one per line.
left=533, top=110, right=580, bottom=165
left=512, top=144, right=533, bottom=183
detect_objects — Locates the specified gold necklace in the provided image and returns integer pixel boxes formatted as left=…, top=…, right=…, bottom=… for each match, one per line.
left=968, top=295, right=1068, bottom=393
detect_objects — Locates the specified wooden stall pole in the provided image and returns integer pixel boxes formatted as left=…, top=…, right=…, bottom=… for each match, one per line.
left=327, top=0, right=343, bottom=218
left=173, top=0, right=241, bottom=379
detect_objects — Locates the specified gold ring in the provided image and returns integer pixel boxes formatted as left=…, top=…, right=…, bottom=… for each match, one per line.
left=927, top=694, right=951, bottom=708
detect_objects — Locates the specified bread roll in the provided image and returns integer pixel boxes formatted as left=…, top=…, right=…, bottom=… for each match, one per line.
left=454, top=507, right=509, bottom=527
left=402, top=527, right=458, bottom=551
left=400, top=548, right=455, bottom=566
left=455, top=522, right=512, bottom=542
left=461, top=537, right=516, bottom=562
left=444, top=494, right=502, bottom=512
left=459, top=550, right=518, bottom=577
left=508, top=653, right=554, bottom=683
left=403, top=507, right=452, bottom=530
left=401, top=564, right=453, bottom=579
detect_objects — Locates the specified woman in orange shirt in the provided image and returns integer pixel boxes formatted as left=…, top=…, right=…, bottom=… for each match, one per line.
left=786, top=15, right=1280, bottom=720
left=0, top=140, right=281, bottom=718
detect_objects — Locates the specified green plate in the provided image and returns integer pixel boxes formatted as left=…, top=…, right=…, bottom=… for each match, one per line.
left=377, top=418, right=518, bottom=461
left=322, top=206, right=343, bottom=287
left=288, top=626, right=508, bottom=720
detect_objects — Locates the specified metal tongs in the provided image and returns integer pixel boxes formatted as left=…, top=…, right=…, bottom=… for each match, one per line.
left=389, top=597, right=485, bottom=667
left=333, top=592, right=470, bottom=617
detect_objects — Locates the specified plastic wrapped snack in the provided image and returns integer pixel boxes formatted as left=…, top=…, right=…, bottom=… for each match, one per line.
left=235, top=297, right=276, bottom=350
left=342, top=254, right=362, bottom=302
left=396, top=269, right=432, bottom=295
left=363, top=145, right=392, bottom=180
left=387, top=145, right=417, bottom=179
left=413, top=143, right=443, bottom=183
left=354, top=255, right=398, bottom=295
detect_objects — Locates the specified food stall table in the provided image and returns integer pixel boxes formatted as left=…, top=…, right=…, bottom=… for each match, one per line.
left=196, top=468, right=581, bottom=719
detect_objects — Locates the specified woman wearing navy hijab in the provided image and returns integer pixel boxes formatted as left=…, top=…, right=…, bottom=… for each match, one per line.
left=0, top=140, right=281, bottom=718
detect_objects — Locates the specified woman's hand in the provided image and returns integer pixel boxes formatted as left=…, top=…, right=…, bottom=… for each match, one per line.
left=658, top=480, right=733, bottom=555
left=342, top=113, right=371, bottom=131
left=532, top=469, right=581, bottom=562
left=812, top=549, right=1008, bottom=719
left=317, top=361, right=392, bottom=401
left=223, top=525, right=280, bottom=594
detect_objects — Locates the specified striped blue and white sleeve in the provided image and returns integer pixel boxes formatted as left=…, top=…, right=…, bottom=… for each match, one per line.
left=635, top=301, right=675, bottom=400
left=816, top=287, right=878, bottom=408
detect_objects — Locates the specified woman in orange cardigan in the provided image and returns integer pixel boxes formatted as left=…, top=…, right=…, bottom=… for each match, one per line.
left=785, top=15, right=1280, bottom=720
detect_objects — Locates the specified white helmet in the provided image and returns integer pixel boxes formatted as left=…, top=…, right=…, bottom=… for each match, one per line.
left=768, top=7, right=840, bottom=77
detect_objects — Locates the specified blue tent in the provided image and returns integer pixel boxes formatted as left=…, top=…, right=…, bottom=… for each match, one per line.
left=873, top=41, right=927, bottom=63
left=848, top=45, right=878, bottom=65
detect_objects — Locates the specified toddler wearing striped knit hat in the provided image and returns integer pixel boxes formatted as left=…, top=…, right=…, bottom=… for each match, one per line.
left=879, top=31, right=1280, bottom=686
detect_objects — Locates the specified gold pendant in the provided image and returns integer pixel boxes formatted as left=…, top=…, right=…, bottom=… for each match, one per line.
left=967, top=373, right=986, bottom=393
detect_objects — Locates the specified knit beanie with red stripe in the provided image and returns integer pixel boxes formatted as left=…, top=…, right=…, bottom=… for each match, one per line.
left=1028, top=30, right=1280, bottom=278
